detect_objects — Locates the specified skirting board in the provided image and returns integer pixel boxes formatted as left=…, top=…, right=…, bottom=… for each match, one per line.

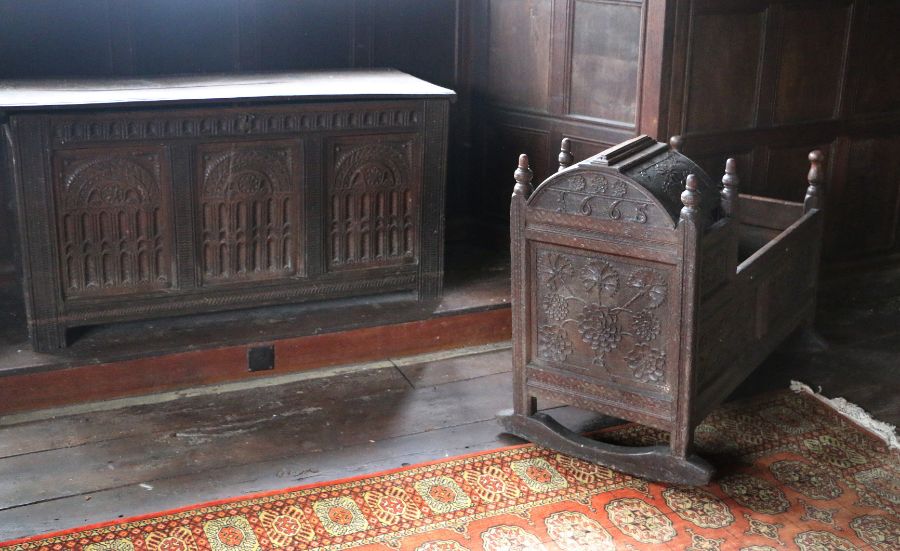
left=0, top=307, right=512, bottom=416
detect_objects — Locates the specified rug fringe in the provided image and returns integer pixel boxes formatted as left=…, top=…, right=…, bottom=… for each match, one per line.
left=790, top=380, right=899, bottom=450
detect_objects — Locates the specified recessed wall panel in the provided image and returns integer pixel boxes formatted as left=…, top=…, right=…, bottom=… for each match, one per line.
left=487, top=0, right=553, bottom=112
left=851, top=0, right=900, bottom=115
left=569, top=0, right=641, bottom=125
left=685, top=10, right=764, bottom=132
left=774, top=4, right=848, bottom=124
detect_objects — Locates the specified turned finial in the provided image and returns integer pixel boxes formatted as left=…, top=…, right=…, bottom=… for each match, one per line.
left=670, top=135, right=684, bottom=153
left=513, top=153, right=534, bottom=197
left=804, top=150, right=825, bottom=212
left=720, top=158, right=740, bottom=217
left=680, top=174, right=700, bottom=222
left=558, top=138, right=574, bottom=171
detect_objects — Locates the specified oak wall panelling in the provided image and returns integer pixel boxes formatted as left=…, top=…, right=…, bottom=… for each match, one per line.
left=569, top=0, right=642, bottom=125
left=664, top=0, right=900, bottom=262
left=683, top=7, right=765, bottom=133
left=471, top=0, right=652, bottom=238
left=469, top=0, right=899, bottom=263
left=850, top=0, right=900, bottom=117
left=487, top=0, right=553, bottom=113
left=837, top=136, right=900, bottom=255
left=2, top=0, right=898, bottom=281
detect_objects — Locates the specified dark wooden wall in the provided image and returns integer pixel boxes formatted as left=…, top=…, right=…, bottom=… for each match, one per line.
left=666, top=0, right=900, bottom=263
left=469, top=0, right=900, bottom=264
left=0, top=0, right=473, bottom=279
left=468, top=0, right=652, bottom=237
left=3, top=0, right=898, bottom=273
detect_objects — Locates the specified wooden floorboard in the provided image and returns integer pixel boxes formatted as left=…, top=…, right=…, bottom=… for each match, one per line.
left=0, top=408, right=607, bottom=540
left=0, top=370, right=507, bottom=510
left=395, top=347, right=512, bottom=388
left=0, top=346, right=614, bottom=540
left=0, top=264, right=897, bottom=540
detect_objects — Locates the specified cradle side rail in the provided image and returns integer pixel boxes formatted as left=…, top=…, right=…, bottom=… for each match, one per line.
left=693, top=152, right=826, bottom=421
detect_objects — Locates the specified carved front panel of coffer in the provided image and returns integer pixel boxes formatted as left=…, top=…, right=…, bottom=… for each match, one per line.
left=197, top=142, right=301, bottom=284
left=53, top=148, right=173, bottom=298
left=531, top=244, right=677, bottom=392
left=326, top=137, right=418, bottom=271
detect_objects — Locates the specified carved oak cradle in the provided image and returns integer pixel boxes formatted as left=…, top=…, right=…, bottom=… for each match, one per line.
left=0, top=70, right=455, bottom=352
left=499, top=135, right=826, bottom=485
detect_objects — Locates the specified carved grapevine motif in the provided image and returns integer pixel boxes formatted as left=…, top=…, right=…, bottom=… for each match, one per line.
left=632, top=310, right=661, bottom=342
left=541, top=293, right=569, bottom=322
left=577, top=304, right=622, bottom=352
left=625, top=151, right=723, bottom=225
left=539, top=253, right=575, bottom=290
left=537, top=326, right=574, bottom=363
left=534, top=248, right=671, bottom=387
left=627, top=268, right=669, bottom=308
left=581, top=260, right=619, bottom=297
left=624, top=344, right=667, bottom=384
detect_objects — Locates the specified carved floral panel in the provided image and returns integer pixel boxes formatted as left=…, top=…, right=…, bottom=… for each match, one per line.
left=53, top=148, right=173, bottom=297
left=531, top=244, right=676, bottom=389
left=327, top=138, right=417, bottom=271
left=197, top=142, right=300, bottom=284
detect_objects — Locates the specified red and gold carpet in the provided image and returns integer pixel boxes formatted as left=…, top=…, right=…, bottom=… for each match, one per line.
left=1, top=390, right=898, bottom=550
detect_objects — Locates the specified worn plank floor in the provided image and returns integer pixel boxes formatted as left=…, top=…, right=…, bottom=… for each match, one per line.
left=0, top=266, right=898, bottom=539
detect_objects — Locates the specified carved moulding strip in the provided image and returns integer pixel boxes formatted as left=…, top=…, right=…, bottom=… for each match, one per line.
left=418, top=99, right=449, bottom=300
left=531, top=243, right=676, bottom=391
left=525, top=369, right=673, bottom=429
left=61, top=272, right=418, bottom=325
left=53, top=149, right=172, bottom=297
left=51, top=106, right=421, bottom=145
left=198, top=144, right=300, bottom=283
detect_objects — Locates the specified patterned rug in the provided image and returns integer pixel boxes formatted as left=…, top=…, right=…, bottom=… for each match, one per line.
left=1, top=390, right=898, bottom=551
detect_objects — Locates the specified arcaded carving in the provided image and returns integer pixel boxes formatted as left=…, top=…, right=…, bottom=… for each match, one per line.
left=56, top=153, right=170, bottom=296
left=199, top=145, right=297, bottom=282
left=328, top=141, right=416, bottom=269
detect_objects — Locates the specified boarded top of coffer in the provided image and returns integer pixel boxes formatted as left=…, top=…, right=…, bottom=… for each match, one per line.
left=0, top=69, right=456, bottom=110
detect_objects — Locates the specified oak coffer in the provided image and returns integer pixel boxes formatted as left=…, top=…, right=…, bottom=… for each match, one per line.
left=0, top=70, right=455, bottom=352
